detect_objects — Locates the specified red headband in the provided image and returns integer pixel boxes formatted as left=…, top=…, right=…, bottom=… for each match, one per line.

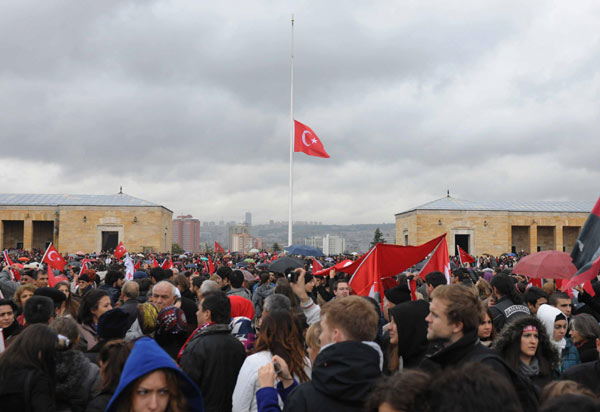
left=523, top=325, right=537, bottom=333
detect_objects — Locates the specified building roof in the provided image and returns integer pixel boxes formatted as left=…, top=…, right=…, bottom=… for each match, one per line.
left=0, top=193, right=171, bottom=210
left=396, top=196, right=595, bottom=215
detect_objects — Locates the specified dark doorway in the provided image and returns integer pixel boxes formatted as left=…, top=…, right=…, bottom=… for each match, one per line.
left=455, top=234, right=470, bottom=255
left=102, top=231, right=118, bottom=251
left=3, top=220, right=24, bottom=249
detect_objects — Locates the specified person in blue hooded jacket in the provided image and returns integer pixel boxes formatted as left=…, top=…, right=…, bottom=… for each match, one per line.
left=106, top=337, right=204, bottom=412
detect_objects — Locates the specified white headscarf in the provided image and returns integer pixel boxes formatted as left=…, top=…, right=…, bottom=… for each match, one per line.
left=536, top=303, right=567, bottom=354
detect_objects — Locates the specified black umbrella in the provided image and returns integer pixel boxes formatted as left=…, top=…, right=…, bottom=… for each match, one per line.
left=268, top=256, right=304, bottom=273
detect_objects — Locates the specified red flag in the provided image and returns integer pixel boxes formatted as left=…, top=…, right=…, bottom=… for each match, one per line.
left=214, top=241, right=225, bottom=254
left=42, top=243, right=66, bottom=271
left=47, top=264, right=58, bottom=287
left=114, top=242, right=127, bottom=259
left=457, top=245, right=475, bottom=265
left=419, top=236, right=451, bottom=283
left=270, top=253, right=278, bottom=263
left=152, top=256, right=159, bottom=268
left=161, top=257, right=173, bottom=270
left=312, top=258, right=323, bottom=272
left=341, top=235, right=445, bottom=306
left=134, top=260, right=141, bottom=271
left=563, top=196, right=600, bottom=296
left=294, top=120, right=330, bottom=158
left=313, top=259, right=353, bottom=277
left=2, top=250, right=20, bottom=281
left=208, top=256, right=216, bottom=274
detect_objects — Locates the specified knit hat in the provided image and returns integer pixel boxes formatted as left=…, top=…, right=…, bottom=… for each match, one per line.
left=384, top=285, right=412, bottom=305
left=137, top=302, right=159, bottom=335
left=156, top=306, right=188, bottom=335
left=98, top=308, right=130, bottom=341
left=133, top=271, right=148, bottom=280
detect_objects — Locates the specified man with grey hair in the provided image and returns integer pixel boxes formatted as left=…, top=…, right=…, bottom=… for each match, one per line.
left=262, top=294, right=291, bottom=319
left=126, top=280, right=177, bottom=341
left=200, top=280, right=220, bottom=299
left=119, top=280, right=139, bottom=327
left=151, top=280, right=177, bottom=311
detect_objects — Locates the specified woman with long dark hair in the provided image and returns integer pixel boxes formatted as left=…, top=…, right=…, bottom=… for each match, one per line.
left=232, top=310, right=310, bottom=412
left=0, top=324, right=58, bottom=411
left=493, top=315, right=559, bottom=388
left=77, top=289, right=112, bottom=351
left=86, top=339, right=134, bottom=412
left=478, top=306, right=497, bottom=347
left=55, top=280, right=80, bottom=318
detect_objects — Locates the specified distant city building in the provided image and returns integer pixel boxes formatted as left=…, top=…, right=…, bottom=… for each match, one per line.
left=232, top=232, right=253, bottom=254
left=228, top=223, right=249, bottom=249
left=305, top=236, right=323, bottom=250
left=305, top=234, right=346, bottom=255
left=172, top=214, right=201, bottom=252
left=244, top=212, right=252, bottom=226
left=323, top=234, right=346, bottom=255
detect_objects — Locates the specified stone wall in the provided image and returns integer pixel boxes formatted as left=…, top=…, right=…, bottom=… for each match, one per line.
left=0, top=205, right=172, bottom=253
left=396, top=209, right=588, bottom=256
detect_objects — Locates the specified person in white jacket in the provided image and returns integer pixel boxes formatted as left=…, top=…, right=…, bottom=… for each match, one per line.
left=232, top=310, right=311, bottom=412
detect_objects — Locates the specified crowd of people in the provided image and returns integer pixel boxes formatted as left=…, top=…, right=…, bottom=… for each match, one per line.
left=0, top=248, right=599, bottom=412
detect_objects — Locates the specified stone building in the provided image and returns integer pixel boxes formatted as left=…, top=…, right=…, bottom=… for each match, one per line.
left=395, top=196, right=594, bottom=256
left=0, top=193, right=172, bottom=253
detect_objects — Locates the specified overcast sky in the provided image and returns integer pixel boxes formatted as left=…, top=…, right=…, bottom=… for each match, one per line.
left=1, top=1, right=599, bottom=225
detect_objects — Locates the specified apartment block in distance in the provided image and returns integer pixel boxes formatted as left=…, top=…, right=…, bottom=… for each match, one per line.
left=172, top=214, right=201, bottom=252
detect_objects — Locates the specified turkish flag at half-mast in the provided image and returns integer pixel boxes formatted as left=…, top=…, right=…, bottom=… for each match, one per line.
left=294, top=120, right=330, bottom=158
left=114, top=242, right=127, bottom=259
left=457, top=245, right=475, bottom=265
left=563, top=196, right=600, bottom=296
left=42, top=243, right=66, bottom=271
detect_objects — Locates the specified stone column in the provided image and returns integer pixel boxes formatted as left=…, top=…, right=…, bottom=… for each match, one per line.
left=0, top=220, right=4, bottom=250
left=529, top=223, right=538, bottom=254
left=555, top=224, right=563, bottom=252
left=23, top=218, right=33, bottom=250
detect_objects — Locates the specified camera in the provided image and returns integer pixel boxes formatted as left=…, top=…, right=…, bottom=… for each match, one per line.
left=284, top=267, right=313, bottom=283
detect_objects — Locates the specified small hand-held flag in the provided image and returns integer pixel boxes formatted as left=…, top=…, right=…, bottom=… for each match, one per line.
left=214, top=241, right=225, bottom=254
left=42, top=243, right=67, bottom=271
left=457, top=245, right=475, bottom=266
left=114, top=242, right=127, bottom=260
left=294, top=120, right=330, bottom=158
left=2, top=250, right=20, bottom=281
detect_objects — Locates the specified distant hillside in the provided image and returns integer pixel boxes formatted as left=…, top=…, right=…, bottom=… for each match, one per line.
left=251, top=223, right=396, bottom=253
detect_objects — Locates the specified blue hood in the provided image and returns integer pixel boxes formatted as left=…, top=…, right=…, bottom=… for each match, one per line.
left=106, top=337, right=204, bottom=412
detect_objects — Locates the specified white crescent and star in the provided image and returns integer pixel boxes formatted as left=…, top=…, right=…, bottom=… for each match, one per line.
left=301, top=131, right=320, bottom=147
left=48, top=250, right=59, bottom=262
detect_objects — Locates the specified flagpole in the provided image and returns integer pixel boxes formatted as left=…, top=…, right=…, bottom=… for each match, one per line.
left=287, top=14, right=295, bottom=247
left=41, top=242, right=52, bottom=264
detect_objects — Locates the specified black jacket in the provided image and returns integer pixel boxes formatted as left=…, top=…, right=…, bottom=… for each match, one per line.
left=55, top=349, right=101, bottom=412
left=420, top=330, right=511, bottom=381
left=575, top=339, right=599, bottom=364
left=284, top=341, right=382, bottom=412
left=0, top=366, right=55, bottom=412
left=119, top=299, right=138, bottom=328
left=562, top=360, right=600, bottom=394
left=490, top=296, right=531, bottom=332
left=179, top=323, right=246, bottom=412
